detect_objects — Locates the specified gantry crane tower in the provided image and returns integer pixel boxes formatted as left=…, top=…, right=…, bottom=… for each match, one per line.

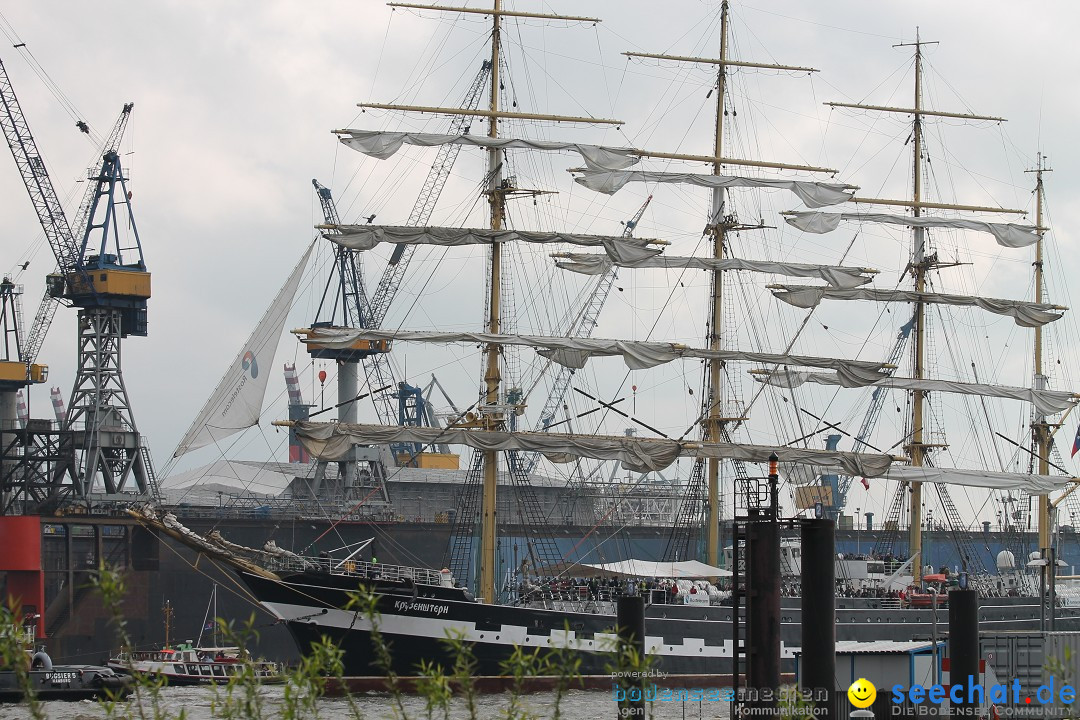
left=298, top=180, right=392, bottom=505
left=302, top=59, right=490, bottom=467
left=0, top=276, right=48, bottom=512
left=0, top=275, right=48, bottom=428
left=0, top=276, right=48, bottom=407
left=0, top=57, right=156, bottom=509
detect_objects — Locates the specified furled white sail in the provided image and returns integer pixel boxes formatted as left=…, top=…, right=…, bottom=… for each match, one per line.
left=172, top=243, right=314, bottom=458
left=784, top=211, right=1039, bottom=249
left=754, top=369, right=1078, bottom=416
left=337, top=129, right=638, bottom=169
left=296, top=327, right=891, bottom=385
left=289, top=421, right=895, bottom=477
left=553, top=253, right=873, bottom=289
left=886, top=466, right=1074, bottom=493
left=771, top=285, right=1065, bottom=328
left=572, top=169, right=855, bottom=208
left=324, top=226, right=662, bottom=264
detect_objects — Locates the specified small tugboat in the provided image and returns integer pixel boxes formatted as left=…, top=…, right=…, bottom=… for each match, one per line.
left=108, top=644, right=280, bottom=686
left=108, top=594, right=280, bottom=685
left=0, top=621, right=131, bottom=702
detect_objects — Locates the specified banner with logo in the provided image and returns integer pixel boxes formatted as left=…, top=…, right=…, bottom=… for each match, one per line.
left=172, top=242, right=314, bottom=458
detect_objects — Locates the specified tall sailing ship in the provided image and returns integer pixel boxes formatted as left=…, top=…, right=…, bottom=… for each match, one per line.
left=131, top=1, right=1080, bottom=676
left=1, top=1, right=1077, bottom=672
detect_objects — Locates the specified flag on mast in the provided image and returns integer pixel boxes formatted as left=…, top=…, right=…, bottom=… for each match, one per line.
left=1073, top=423, right=1080, bottom=458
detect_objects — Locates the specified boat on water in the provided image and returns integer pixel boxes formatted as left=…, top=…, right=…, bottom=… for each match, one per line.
left=107, top=588, right=281, bottom=685
left=129, top=0, right=1080, bottom=677
left=107, top=644, right=280, bottom=686
left=0, top=622, right=130, bottom=702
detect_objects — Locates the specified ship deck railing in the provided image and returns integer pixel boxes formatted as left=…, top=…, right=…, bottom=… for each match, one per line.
left=267, top=556, right=445, bottom=585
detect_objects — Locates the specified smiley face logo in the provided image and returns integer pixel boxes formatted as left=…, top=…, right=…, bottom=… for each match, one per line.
left=848, top=678, right=877, bottom=708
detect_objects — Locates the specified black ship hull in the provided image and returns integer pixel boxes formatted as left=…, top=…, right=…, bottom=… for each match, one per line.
left=0, top=666, right=132, bottom=702
left=6, top=511, right=1078, bottom=668
left=238, top=568, right=1080, bottom=677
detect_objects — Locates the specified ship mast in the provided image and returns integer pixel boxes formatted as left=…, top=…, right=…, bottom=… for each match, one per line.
left=828, top=32, right=1024, bottom=586
left=628, top=1, right=822, bottom=566
left=376, top=1, right=620, bottom=604
left=906, top=33, right=931, bottom=588
left=480, top=0, right=504, bottom=607
left=1029, top=153, right=1052, bottom=591
left=704, top=0, right=730, bottom=572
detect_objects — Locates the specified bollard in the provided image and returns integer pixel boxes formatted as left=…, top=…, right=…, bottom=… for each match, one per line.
left=616, top=594, right=646, bottom=718
left=744, top=453, right=782, bottom=711
left=801, top=518, right=836, bottom=720
left=949, top=588, right=979, bottom=714
left=747, top=516, right=781, bottom=708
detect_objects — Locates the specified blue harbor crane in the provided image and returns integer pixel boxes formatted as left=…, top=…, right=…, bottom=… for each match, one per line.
left=0, top=57, right=156, bottom=508
left=301, top=60, right=492, bottom=477
left=307, top=179, right=387, bottom=361
left=305, top=61, right=491, bottom=439
left=299, top=180, right=393, bottom=505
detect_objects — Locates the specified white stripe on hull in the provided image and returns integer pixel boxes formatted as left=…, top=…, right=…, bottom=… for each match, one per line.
left=262, top=601, right=804, bottom=659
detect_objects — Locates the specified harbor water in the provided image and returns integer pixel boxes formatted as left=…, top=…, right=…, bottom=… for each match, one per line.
left=0, top=685, right=734, bottom=719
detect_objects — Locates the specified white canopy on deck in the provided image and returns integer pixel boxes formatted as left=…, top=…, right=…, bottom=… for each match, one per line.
left=580, top=559, right=732, bottom=578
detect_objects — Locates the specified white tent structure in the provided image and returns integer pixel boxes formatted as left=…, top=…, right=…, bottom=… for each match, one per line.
left=580, top=559, right=732, bottom=578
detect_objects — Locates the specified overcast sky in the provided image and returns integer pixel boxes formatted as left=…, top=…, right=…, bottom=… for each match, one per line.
left=2, top=1, right=1078, bottom=525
